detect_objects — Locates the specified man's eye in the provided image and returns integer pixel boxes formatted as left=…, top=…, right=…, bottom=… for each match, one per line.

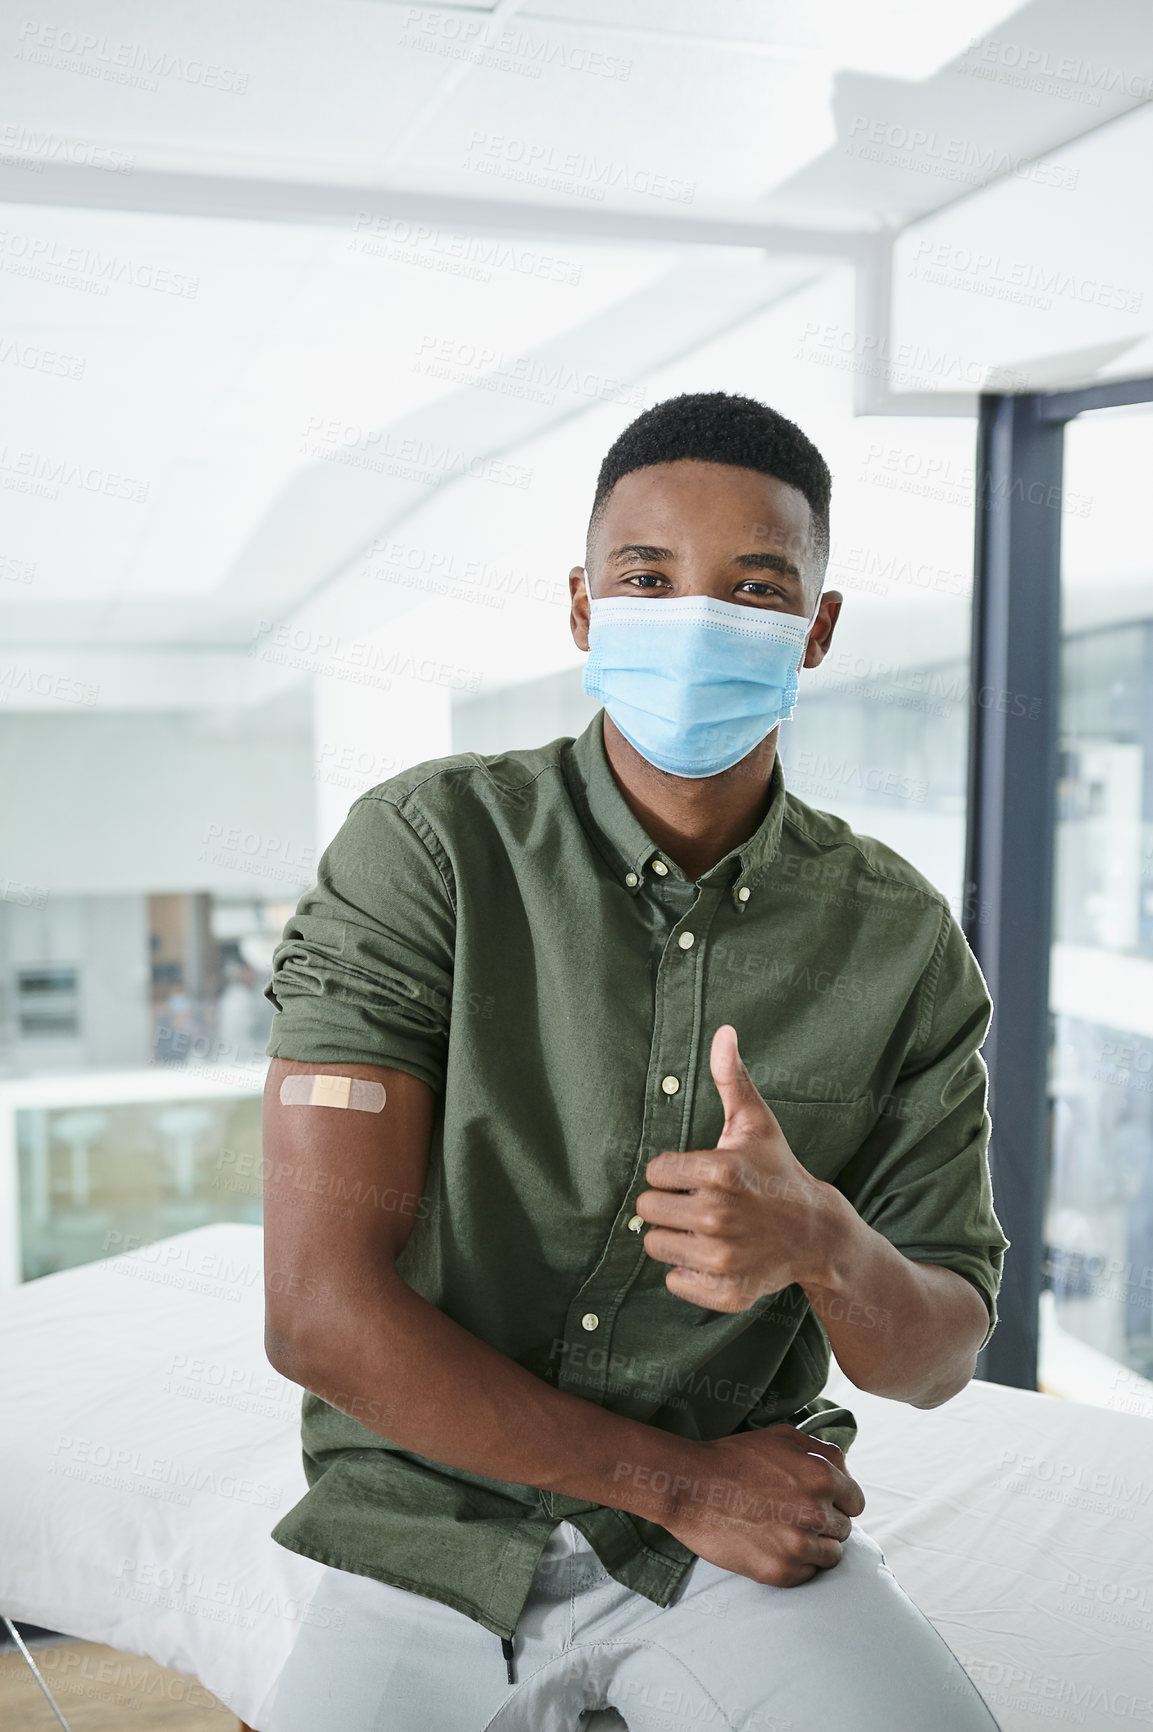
left=625, top=573, right=666, bottom=588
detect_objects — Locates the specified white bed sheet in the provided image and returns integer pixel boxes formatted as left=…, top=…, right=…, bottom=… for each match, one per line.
left=1, top=1223, right=1150, bottom=1732
left=0, top=1224, right=323, bottom=1729
left=821, top=1359, right=1153, bottom=1728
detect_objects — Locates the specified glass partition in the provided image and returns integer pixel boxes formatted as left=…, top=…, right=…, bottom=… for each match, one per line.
left=12, top=1082, right=264, bottom=1283
left=1047, top=404, right=1153, bottom=1386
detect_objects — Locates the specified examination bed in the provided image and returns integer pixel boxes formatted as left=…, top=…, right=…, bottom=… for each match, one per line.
left=1, top=1223, right=1150, bottom=1731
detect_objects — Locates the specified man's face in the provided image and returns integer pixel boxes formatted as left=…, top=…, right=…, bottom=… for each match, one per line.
left=571, top=460, right=837, bottom=663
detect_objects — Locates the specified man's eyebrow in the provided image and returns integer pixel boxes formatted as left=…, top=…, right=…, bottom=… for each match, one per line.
left=606, top=544, right=676, bottom=564
left=734, top=552, right=803, bottom=581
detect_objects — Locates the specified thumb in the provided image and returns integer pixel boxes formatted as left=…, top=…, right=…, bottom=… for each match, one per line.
left=710, top=1024, right=774, bottom=1142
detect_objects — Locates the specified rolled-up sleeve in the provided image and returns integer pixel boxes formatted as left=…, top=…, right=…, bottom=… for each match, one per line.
left=263, top=791, right=456, bottom=1094
left=836, top=906, right=1010, bottom=1349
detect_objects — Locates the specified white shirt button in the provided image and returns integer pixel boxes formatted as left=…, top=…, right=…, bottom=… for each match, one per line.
left=661, top=1074, right=680, bottom=1095
left=625, top=871, right=638, bottom=887
left=628, top=1214, right=644, bottom=1232
left=737, top=886, right=751, bottom=903
left=651, top=859, right=669, bottom=876
left=581, top=1312, right=599, bottom=1331
left=677, top=931, right=695, bottom=950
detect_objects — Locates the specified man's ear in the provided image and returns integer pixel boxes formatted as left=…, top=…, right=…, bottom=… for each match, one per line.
left=570, top=565, right=591, bottom=652
left=802, top=591, right=842, bottom=669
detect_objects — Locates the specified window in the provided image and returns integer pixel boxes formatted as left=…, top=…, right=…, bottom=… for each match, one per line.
left=1046, top=405, right=1153, bottom=1390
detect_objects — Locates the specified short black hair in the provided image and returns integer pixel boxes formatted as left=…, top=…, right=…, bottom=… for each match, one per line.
left=587, top=390, right=831, bottom=587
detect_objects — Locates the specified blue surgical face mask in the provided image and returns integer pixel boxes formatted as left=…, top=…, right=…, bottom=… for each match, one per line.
left=581, top=572, right=820, bottom=779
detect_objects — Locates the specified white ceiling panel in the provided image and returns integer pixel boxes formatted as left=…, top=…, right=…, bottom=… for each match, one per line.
left=6, top=2, right=449, bottom=178
left=891, top=101, right=1153, bottom=394
left=388, top=38, right=837, bottom=207
left=515, top=0, right=1016, bottom=78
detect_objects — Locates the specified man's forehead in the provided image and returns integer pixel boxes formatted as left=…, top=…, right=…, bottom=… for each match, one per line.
left=598, top=465, right=810, bottom=530
left=747, top=517, right=809, bottom=548
left=594, top=501, right=812, bottom=569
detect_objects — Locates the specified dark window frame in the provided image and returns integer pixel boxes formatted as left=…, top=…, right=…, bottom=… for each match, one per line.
left=965, top=375, right=1153, bottom=1388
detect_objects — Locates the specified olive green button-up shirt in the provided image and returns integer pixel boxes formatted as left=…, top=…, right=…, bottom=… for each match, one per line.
left=263, top=708, right=1007, bottom=1643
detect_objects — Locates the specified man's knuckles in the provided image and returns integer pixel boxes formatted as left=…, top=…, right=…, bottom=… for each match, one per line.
left=756, top=1560, right=796, bottom=1588
left=702, top=1238, right=738, bottom=1275
left=694, top=1201, right=726, bottom=1236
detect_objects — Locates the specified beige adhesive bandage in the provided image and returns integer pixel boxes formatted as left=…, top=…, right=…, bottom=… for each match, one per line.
left=279, top=1075, right=387, bottom=1112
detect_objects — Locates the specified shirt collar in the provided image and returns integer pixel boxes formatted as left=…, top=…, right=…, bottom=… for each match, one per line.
left=564, top=710, right=789, bottom=911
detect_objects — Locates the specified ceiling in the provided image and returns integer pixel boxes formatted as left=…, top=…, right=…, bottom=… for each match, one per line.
left=2, top=0, right=1151, bottom=705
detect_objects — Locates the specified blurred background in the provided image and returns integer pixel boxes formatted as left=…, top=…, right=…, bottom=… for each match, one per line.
left=1, top=0, right=1151, bottom=1417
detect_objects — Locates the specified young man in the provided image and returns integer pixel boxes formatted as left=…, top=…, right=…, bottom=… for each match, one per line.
left=260, top=392, right=1007, bottom=1731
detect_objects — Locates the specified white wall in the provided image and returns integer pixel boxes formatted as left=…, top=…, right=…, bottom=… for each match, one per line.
left=451, top=667, right=600, bottom=757
left=0, top=684, right=315, bottom=898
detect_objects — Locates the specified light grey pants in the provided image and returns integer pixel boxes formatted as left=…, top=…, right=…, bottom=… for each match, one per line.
left=264, top=1519, right=1000, bottom=1732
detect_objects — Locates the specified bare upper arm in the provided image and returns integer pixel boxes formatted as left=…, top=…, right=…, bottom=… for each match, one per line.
left=262, top=1056, right=435, bottom=1371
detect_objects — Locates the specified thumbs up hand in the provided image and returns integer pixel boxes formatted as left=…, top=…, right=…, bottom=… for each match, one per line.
left=635, top=1024, right=841, bottom=1313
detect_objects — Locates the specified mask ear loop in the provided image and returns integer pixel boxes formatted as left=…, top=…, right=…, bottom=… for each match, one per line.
left=780, top=581, right=824, bottom=721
